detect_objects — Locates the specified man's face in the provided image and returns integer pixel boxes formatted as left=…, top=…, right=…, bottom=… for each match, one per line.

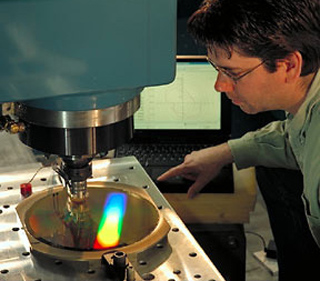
left=207, top=48, right=288, bottom=114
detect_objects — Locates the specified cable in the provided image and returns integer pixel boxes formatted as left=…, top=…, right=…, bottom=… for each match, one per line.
left=245, top=230, right=267, bottom=250
left=28, top=166, right=45, bottom=183
left=52, top=161, right=71, bottom=188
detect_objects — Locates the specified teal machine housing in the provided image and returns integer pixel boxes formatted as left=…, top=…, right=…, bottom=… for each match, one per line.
left=0, top=0, right=176, bottom=108
left=0, top=0, right=176, bottom=201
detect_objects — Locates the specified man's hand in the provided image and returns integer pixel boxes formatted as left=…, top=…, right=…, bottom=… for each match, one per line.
left=157, top=143, right=234, bottom=198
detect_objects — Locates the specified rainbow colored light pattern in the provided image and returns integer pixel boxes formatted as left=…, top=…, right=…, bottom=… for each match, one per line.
left=93, top=192, right=127, bottom=249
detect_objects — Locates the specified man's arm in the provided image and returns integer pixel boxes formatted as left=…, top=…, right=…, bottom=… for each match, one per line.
left=158, top=119, right=299, bottom=199
left=303, top=105, right=320, bottom=215
left=228, top=120, right=300, bottom=170
left=299, top=104, right=320, bottom=246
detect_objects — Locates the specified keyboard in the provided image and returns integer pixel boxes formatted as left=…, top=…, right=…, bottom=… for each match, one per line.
left=116, top=143, right=234, bottom=194
left=116, top=143, right=210, bottom=167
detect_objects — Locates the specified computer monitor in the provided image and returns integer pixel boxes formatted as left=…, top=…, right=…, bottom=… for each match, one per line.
left=135, top=57, right=221, bottom=130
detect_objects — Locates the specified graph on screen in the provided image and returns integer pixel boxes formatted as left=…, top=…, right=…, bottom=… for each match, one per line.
left=134, top=62, right=220, bottom=130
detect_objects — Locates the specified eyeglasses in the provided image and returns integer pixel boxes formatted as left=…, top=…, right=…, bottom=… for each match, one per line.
left=206, top=57, right=265, bottom=83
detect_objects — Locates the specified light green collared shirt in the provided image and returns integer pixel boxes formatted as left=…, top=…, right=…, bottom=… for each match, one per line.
left=228, top=70, right=320, bottom=246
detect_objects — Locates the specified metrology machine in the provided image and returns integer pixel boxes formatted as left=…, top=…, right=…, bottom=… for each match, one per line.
left=0, top=1, right=225, bottom=280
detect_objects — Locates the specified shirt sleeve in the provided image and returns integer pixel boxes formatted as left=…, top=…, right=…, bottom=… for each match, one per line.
left=301, top=104, right=320, bottom=246
left=227, top=120, right=300, bottom=170
left=303, top=104, right=320, bottom=215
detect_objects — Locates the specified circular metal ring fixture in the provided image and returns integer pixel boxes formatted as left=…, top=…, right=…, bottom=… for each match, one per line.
left=16, top=182, right=170, bottom=261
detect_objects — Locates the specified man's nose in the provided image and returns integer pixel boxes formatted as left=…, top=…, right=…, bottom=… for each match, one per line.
left=214, top=73, right=235, bottom=93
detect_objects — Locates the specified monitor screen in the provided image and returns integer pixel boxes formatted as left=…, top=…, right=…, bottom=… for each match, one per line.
left=134, top=61, right=220, bottom=130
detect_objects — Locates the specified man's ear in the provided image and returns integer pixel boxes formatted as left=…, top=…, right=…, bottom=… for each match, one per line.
left=282, top=51, right=303, bottom=83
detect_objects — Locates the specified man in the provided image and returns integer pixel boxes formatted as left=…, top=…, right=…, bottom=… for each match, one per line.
left=158, top=0, right=320, bottom=279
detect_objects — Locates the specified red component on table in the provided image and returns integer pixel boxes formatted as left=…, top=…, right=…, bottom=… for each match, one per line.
left=20, top=183, right=32, bottom=197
